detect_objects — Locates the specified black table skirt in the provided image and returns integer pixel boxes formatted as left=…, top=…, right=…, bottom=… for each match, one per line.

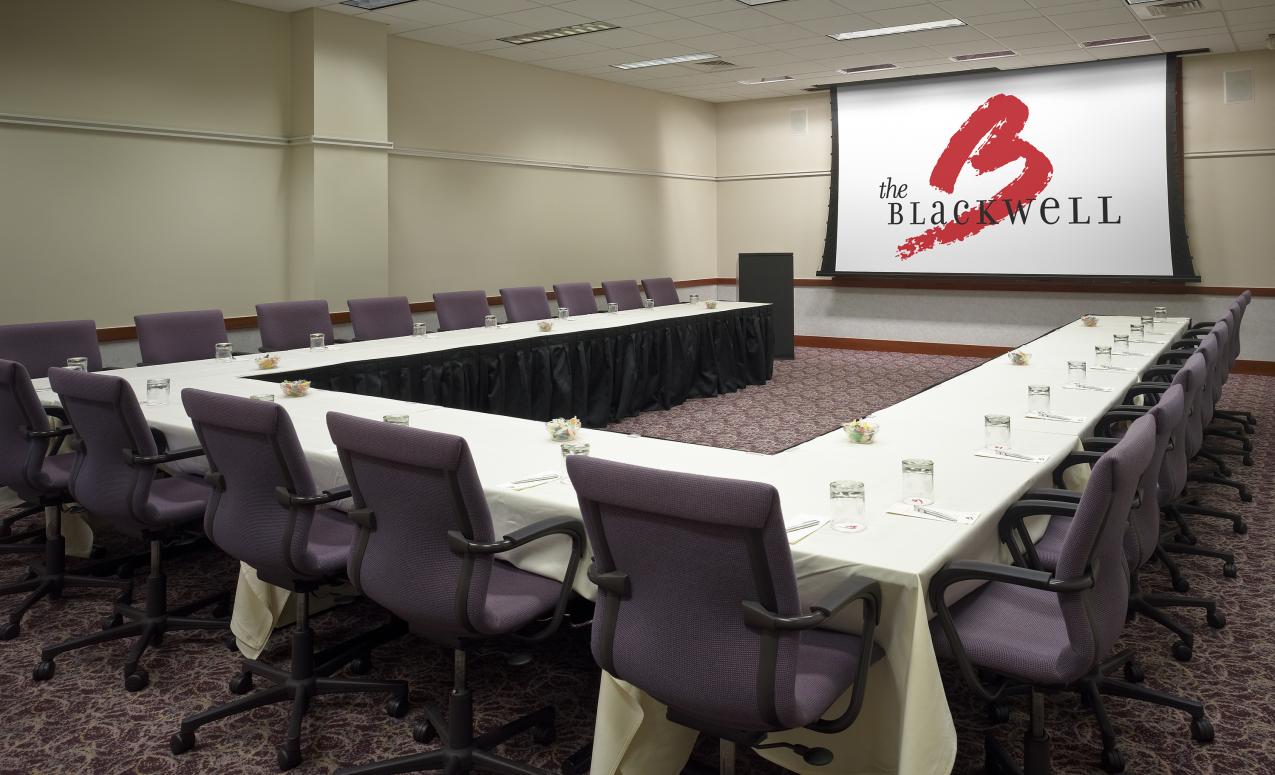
left=256, top=305, right=774, bottom=427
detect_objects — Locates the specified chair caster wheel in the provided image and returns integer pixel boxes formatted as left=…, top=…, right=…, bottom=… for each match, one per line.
left=532, top=723, right=557, bottom=746
left=228, top=671, right=253, bottom=695
left=124, top=669, right=150, bottom=692
left=102, top=613, right=123, bottom=630
left=985, top=702, right=1011, bottom=723
left=1172, top=641, right=1193, bottom=662
left=223, top=634, right=239, bottom=652
left=349, top=656, right=372, bottom=676
left=1240, top=490, right=1253, bottom=503
left=1172, top=577, right=1191, bottom=593
left=1123, top=662, right=1145, bottom=683
left=1100, top=748, right=1126, bottom=773
left=411, top=720, right=437, bottom=744
left=277, top=740, right=302, bottom=771
left=1223, top=562, right=1238, bottom=579
left=1235, top=521, right=1248, bottom=535
left=1207, top=610, right=1226, bottom=629
left=0, top=621, right=20, bottom=641
left=1242, top=455, right=1253, bottom=466
left=1192, top=717, right=1214, bottom=743
left=170, top=730, right=196, bottom=755
left=385, top=696, right=409, bottom=719
left=32, top=660, right=54, bottom=681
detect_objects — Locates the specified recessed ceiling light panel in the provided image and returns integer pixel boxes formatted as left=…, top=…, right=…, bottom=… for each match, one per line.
left=738, top=75, right=794, bottom=84
left=1080, top=34, right=1155, bottom=47
left=339, top=0, right=417, bottom=10
left=829, top=19, right=964, bottom=40
left=735, top=0, right=791, bottom=5
left=499, top=21, right=619, bottom=45
left=612, top=53, right=717, bottom=70
left=950, top=50, right=1016, bottom=61
left=837, top=63, right=898, bottom=74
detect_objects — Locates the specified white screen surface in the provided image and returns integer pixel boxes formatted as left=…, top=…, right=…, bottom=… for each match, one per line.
left=827, top=57, right=1188, bottom=277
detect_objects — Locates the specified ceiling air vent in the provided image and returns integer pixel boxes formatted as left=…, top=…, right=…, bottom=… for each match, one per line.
left=691, top=60, right=740, bottom=68
left=1129, top=0, right=1209, bottom=19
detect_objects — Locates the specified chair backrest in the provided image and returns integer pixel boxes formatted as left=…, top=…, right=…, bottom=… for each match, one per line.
left=568, top=454, right=816, bottom=732
left=1156, top=375, right=1192, bottom=505
left=641, top=277, right=680, bottom=306
left=0, top=320, right=102, bottom=376
left=326, top=412, right=504, bottom=641
left=0, top=359, right=62, bottom=503
left=47, top=368, right=162, bottom=534
left=347, top=296, right=413, bottom=341
left=182, top=388, right=327, bottom=583
left=1128, top=384, right=1183, bottom=566
left=499, top=286, right=552, bottom=323
left=552, top=283, right=599, bottom=316
left=256, top=300, right=335, bottom=351
left=602, top=280, right=644, bottom=311
left=432, top=290, right=490, bottom=332
left=1196, top=325, right=1225, bottom=418
left=134, top=309, right=229, bottom=365
left=1053, top=413, right=1154, bottom=678
left=1176, top=352, right=1209, bottom=458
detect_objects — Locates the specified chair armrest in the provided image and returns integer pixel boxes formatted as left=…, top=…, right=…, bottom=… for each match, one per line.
left=1156, top=348, right=1195, bottom=366
left=1051, top=451, right=1103, bottom=488
left=1023, top=488, right=1082, bottom=503
left=1187, top=321, right=1214, bottom=331
left=126, top=445, right=204, bottom=466
left=1140, top=366, right=1181, bottom=383
left=1096, top=408, right=1149, bottom=437
left=25, top=425, right=74, bottom=441
left=1123, top=382, right=1168, bottom=405
left=1081, top=436, right=1118, bottom=453
left=997, top=499, right=1080, bottom=569
left=273, top=485, right=352, bottom=508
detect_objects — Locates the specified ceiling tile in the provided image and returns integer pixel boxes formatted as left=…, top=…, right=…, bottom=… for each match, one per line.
left=973, top=16, right=1058, bottom=36
left=1140, top=11, right=1226, bottom=33
left=496, top=7, right=594, bottom=28
left=936, top=0, right=1035, bottom=16
left=667, top=1, right=743, bottom=16
left=1023, top=48, right=1096, bottom=64
left=607, top=11, right=682, bottom=25
left=574, top=27, right=666, bottom=46
left=375, top=1, right=479, bottom=25
left=693, top=8, right=790, bottom=30
left=1156, top=31, right=1237, bottom=52
left=993, top=30, right=1078, bottom=47
left=400, top=25, right=493, bottom=46
left=631, top=17, right=723, bottom=38
left=862, top=5, right=964, bottom=25
left=794, top=12, right=876, bottom=33
left=358, top=10, right=434, bottom=32
left=1225, top=4, right=1275, bottom=24
left=833, top=0, right=943, bottom=12
left=725, top=48, right=813, bottom=64
left=1064, top=22, right=1147, bottom=42
left=431, top=0, right=543, bottom=13
left=1087, top=40, right=1162, bottom=57
left=230, top=0, right=331, bottom=11
left=673, top=31, right=765, bottom=49
left=1045, top=8, right=1137, bottom=30
left=1217, top=0, right=1275, bottom=10
left=961, top=8, right=1046, bottom=24
left=761, top=0, right=861, bottom=21
left=1231, top=28, right=1274, bottom=48
left=547, top=0, right=659, bottom=18
left=735, top=23, right=829, bottom=42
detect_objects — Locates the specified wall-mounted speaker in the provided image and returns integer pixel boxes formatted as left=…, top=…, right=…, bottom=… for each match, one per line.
left=1224, top=70, right=1253, bottom=104
left=790, top=108, right=808, bottom=136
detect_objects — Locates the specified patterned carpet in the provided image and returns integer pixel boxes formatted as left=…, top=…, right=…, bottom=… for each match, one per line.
left=0, top=347, right=1269, bottom=775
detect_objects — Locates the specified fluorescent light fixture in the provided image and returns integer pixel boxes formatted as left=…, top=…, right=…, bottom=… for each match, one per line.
left=339, top=0, right=416, bottom=9
left=738, top=75, right=794, bottom=84
left=1080, top=34, right=1155, bottom=47
left=499, top=21, right=619, bottom=45
left=829, top=19, right=964, bottom=40
left=735, top=0, right=790, bottom=5
left=1123, top=0, right=1162, bottom=4
left=950, top=50, right=1016, bottom=61
left=612, top=53, right=717, bottom=70
left=838, top=63, right=898, bottom=74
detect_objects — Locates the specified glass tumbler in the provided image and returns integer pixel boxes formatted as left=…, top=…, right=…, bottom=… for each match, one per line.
left=830, top=481, right=865, bottom=519
left=484, top=315, right=498, bottom=329
left=643, top=298, right=655, bottom=310
left=607, top=303, right=619, bottom=314
left=1140, top=315, right=1154, bottom=332
left=65, top=357, right=89, bottom=372
left=309, top=333, right=325, bottom=351
left=1129, top=324, right=1144, bottom=343
left=250, top=394, right=275, bottom=402
left=214, top=343, right=234, bottom=362
left=1067, top=360, right=1088, bottom=385
left=688, top=293, right=700, bottom=305
left=984, top=414, right=1011, bottom=450
left=1027, top=385, right=1050, bottom=414
left=145, top=378, right=170, bottom=406
left=558, top=308, right=570, bottom=321
left=1113, top=334, right=1129, bottom=354
left=1095, top=346, right=1112, bottom=369
left=383, top=414, right=409, bottom=425
left=901, top=459, right=934, bottom=505
left=412, top=322, right=428, bottom=337
left=1154, top=306, right=1168, bottom=328
left=560, top=441, right=591, bottom=479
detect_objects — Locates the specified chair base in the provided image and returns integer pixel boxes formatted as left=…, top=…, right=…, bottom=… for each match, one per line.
left=0, top=503, right=43, bottom=545
left=984, top=690, right=1051, bottom=775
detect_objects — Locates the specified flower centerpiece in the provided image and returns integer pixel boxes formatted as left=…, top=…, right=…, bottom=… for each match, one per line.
left=546, top=416, right=581, bottom=442
left=842, top=418, right=878, bottom=444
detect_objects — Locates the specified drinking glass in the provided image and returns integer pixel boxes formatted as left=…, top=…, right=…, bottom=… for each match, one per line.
left=1095, top=346, right=1112, bottom=369
left=688, top=293, right=700, bottom=305
left=901, top=459, right=934, bottom=505
left=1067, top=360, right=1087, bottom=385
left=383, top=414, right=410, bottom=425
left=309, top=333, right=325, bottom=351
left=484, top=315, right=498, bottom=329
left=1154, top=306, right=1168, bottom=328
left=607, top=302, right=619, bottom=314
left=643, top=299, right=655, bottom=310
left=830, top=481, right=865, bottom=519
left=560, top=441, right=591, bottom=479
left=1027, top=385, right=1050, bottom=414
left=250, top=394, right=275, bottom=402
left=558, top=308, right=570, bottom=321
left=65, top=357, right=89, bottom=372
left=1112, top=334, right=1129, bottom=354
left=145, top=378, right=170, bottom=406
left=214, top=343, right=234, bottom=362
left=984, top=414, right=1011, bottom=450
left=1140, top=315, right=1154, bottom=332
left=412, top=322, right=428, bottom=337
left=1129, top=324, right=1144, bottom=343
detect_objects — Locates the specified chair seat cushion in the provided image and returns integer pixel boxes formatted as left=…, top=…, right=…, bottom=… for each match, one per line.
left=1033, top=517, right=1069, bottom=570
left=476, top=561, right=563, bottom=635
left=930, top=582, right=1084, bottom=685
left=791, top=628, right=868, bottom=727
left=146, top=475, right=212, bottom=526
left=301, top=507, right=357, bottom=578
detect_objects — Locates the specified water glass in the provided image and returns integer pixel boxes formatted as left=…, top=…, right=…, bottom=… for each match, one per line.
left=688, top=293, right=700, bottom=305
left=643, top=298, right=655, bottom=310
left=607, top=302, right=619, bottom=314
left=558, top=307, right=570, bottom=321
left=249, top=394, right=275, bottom=402
left=145, top=378, right=170, bottom=406
left=830, top=480, right=865, bottom=519
left=1129, top=324, right=1144, bottom=343
left=984, top=414, right=1011, bottom=450
left=65, top=357, right=89, bottom=372
left=383, top=414, right=410, bottom=425
left=1112, top=334, right=1129, bottom=354
left=1027, top=385, right=1050, bottom=414
left=560, top=441, right=591, bottom=478
left=214, top=342, right=234, bottom=362
left=1154, top=306, right=1168, bottom=328
left=484, top=315, right=498, bottom=329
left=1095, top=346, right=1112, bottom=369
left=309, top=333, right=325, bottom=351
left=1067, top=360, right=1087, bottom=385
left=412, top=322, right=428, bottom=337
left=1140, top=315, right=1154, bottom=332
left=901, top=459, right=934, bottom=505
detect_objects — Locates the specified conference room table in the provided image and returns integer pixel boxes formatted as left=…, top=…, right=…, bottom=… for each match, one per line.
left=29, top=304, right=1189, bottom=775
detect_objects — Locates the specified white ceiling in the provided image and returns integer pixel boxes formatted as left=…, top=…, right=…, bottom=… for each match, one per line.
left=230, top=0, right=1275, bottom=102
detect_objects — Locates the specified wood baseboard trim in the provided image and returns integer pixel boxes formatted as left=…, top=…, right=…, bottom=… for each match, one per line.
left=1234, top=360, right=1275, bottom=376
left=794, top=335, right=1011, bottom=358
left=714, top=277, right=1271, bottom=297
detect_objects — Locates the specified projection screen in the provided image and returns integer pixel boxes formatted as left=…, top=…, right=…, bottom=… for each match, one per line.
left=819, top=55, right=1196, bottom=280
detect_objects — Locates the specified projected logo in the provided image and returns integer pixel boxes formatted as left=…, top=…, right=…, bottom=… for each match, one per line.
left=896, top=94, right=1053, bottom=260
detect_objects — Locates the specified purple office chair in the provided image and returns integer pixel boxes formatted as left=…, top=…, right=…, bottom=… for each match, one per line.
left=641, top=277, right=680, bottom=306
left=601, top=280, right=643, bottom=311
left=551, top=282, right=598, bottom=317
left=256, top=299, right=342, bottom=352
left=568, top=455, right=881, bottom=773
left=37, top=369, right=227, bottom=691
left=499, top=286, right=552, bottom=323
left=327, top=414, right=584, bottom=775
left=932, top=414, right=1211, bottom=775
left=432, top=290, right=490, bottom=332
left=0, top=360, right=132, bottom=641
left=173, top=390, right=408, bottom=771
left=0, top=320, right=103, bottom=376
left=347, top=296, right=413, bottom=341
left=134, top=309, right=231, bottom=365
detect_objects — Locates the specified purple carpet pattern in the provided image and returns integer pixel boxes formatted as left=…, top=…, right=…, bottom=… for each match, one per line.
left=0, top=348, right=1269, bottom=774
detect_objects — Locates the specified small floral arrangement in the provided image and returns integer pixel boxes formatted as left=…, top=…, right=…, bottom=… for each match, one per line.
left=256, top=354, right=280, bottom=370
left=705, top=300, right=718, bottom=309
left=537, top=320, right=554, bottom=332
left=842, top=419, right=877, bottom=444
left=1081, top=314, right=1099, bottom=327
left=1007, top=351, right=1032, bottom=366
left=280, top=380, right=310, bottom=397
left=546, top=416, right=581, bottom=441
